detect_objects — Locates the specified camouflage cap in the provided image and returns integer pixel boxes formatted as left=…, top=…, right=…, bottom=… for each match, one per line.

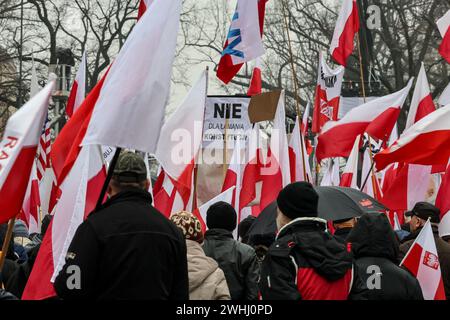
left=113, top=151, right=147, bottom=183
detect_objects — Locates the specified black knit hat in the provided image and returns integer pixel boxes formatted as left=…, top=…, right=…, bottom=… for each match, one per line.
left=277, top=182, right=319, bottom=220
left=206, top=201, right=237, bottom=231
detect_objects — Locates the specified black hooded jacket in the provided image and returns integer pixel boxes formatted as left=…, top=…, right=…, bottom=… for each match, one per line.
left=347, top=213, right=423, bottom=300
left=53, top=188, right=189, bottom=300
left=259, top=217, right=367, bottom=300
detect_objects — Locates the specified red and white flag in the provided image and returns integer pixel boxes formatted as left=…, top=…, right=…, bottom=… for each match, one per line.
left=217, top=0, right=267, bottom=84
left=340, top=135, right=361, bottom=188
left=19, top=162, right=41, bottom=234
left=437, top=10, right=450, bottom=64
left=439, top=83, right=450, bottom=107
left=289, top=116, right=312, bottom=183
left=0, top=81, right=54, bottom=224
left=316, top=79, right=413, bottom=162
left=36, top=115, right=51, bottom=181
left=23, top=145, right=106, bottom=300
left=329, top=0, right=360, bottom=66
left=240, top=125, right=264, bottom=210
left=66, top=51, right=86, bottom=118
left=375, top=103, right=450, bottom=171
left=405, top=63, right=435, bottom=130
left=222, top=138, right=243, bottom=212
left=312, top=52, right=345, bottom=133
left=301, top=103, right=313, bottom=154
left=137, top=0, right=153, bottom=20
left=400, top=219, right=446, bottom=300
left=83, top=0, right=182, bottom=154
left=360, top=146, right=382, bottom=199
left=155, top=71, right=207, bottom=213
left=436, top=161, right=450, bottom=238
left=260, top=91, right=291, bottom=210
left=247, top=58, right=262, bottom=96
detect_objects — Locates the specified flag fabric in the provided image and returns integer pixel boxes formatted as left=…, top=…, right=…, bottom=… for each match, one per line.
left=137, top=0, right=153, bottom=20
left=0, top=82, right=54, bottom=224
left=36, top=115, right=51, bottom=181
left=320, top=158, right=340, bottom=187
left=400, top=219, right=446, bottom=300
left=259, top=91, right=291, bottom=210
left=405, top=63, right=435, bottom=130
left=439, top=83, right=450, bottom=107
left=23, top=145, right=106, bottom=300
left=66, top=51, right=87, bottom=118
left=437, top=10, right=450, bottom=64
left=329, top=0, right=360, bottom=66
left=312, top=52, right=345, bottom=133
left=360, top=147, right=382, bottom=200
left=82, top=0, right=182, bottom=154
left=222, top=138, right=243, bottom=213
left=340, top=135, right=361, bottom=188
left=19, top=162, right=41, bottom=234
left=316, top=79, right=413, bottom=162
left=216, top=0, right=266, bottom=84
left=301, top=103, right=313, bottom=154
left=375, top=103, right=450, bottom=171
left=155, top=71, right=207, bottom=212
left=247, top=58, right=262, bottom=96
left=436, top=161, right=450, bottom=238
left=289, top=116, right=312, bottom=183
left=240, top=124, right=264, bottom=210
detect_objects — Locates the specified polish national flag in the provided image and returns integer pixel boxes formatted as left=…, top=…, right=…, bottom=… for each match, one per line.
left=247, top=58, right=262, bottom=96
left=23, top=145, right=106, bottom=300
left=316, top=79, right=413, bottom=162
left=329, top=0, right=360, bottom=66
left=83, top=0, right=182, bottom=154
left=153, top=169, right=179, bottom=218
left=339, top=135, right=361, bottom=188
left=260, top=91, right=291, bottom=211
left=194, top=187, right=235, bottom=235
left=320, top=158, right=340, bottom=187
left=312, top=52, right=345, bottom=133
left=400, top=219, right=446, bottom=300
left=289, top=116, right=312, bottom=183
left=222, top=138, right=243, bottom=212
left=66, top=51, right=86, bottom=118
left=240, top=125, right=264, bottom=210
left=19, top=162, right=41, bottom=234
left=216, top=0, right=267, bottom=84
left=437, top=10, right=450, bottom=64
left=155, top=71, right=207, bottom=213
left=405, top=63, right=435, bottom=130
left=375, top=103, right=450, bottom=171
left=137, top=0, right=153, bottom=20
left=0, top=82, right=54, bottom=224
left=436, top=161, right=450, bottom=238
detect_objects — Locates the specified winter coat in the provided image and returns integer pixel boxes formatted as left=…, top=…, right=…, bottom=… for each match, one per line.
left=53, top=188, right=189, bottom=300
left=186, top=240, right=230, bottom=300
left=347, top=213, right=424, bottom=300
left=0, top=289, right=17, bottom=300
left=333, top=227, right=353, bottom=244
left=259, top=217, right=367, bottom=300
left=202, top=229, right=259, bottom=300
left=400, top=224, right=450, bottom=300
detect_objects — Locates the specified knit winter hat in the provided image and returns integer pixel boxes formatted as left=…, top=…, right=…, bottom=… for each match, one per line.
left=170, top=211, right=204, bottom=243
left=14, top=220, right=29, bottom=238
left=206, top=201, right=237, bottom=232
left=277, top=182, right=319, bottom=220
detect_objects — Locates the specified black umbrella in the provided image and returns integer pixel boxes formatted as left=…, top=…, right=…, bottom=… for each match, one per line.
left=246, top=201, right=277, bottom=245
left=315, top=186, right=387, bottom=221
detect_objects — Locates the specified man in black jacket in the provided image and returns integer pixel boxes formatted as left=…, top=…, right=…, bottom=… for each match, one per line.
left=259, top=182, right=367, bottom=300
left=54, top=152, right=189, bottom=300
left=347, top=213, right=423, bottom=300
left=202, top=202, right=259, bottom=300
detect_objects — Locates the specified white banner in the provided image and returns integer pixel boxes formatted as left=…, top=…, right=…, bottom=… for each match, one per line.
left=202, top=96, right=251, bottom=149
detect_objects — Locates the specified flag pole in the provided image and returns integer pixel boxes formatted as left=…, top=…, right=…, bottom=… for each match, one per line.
left=281, top=0, right=309, bottom=183
left=94, top=147, right=122, bottom=211
left=0, top=217, right=16, bottom=276
left=192, top=66, right=209, bottom=212
left=357, top=32, right=378, bottom=198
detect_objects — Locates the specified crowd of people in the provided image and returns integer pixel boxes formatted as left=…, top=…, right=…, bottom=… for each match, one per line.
left=1, top=152, right=450, bottom=300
